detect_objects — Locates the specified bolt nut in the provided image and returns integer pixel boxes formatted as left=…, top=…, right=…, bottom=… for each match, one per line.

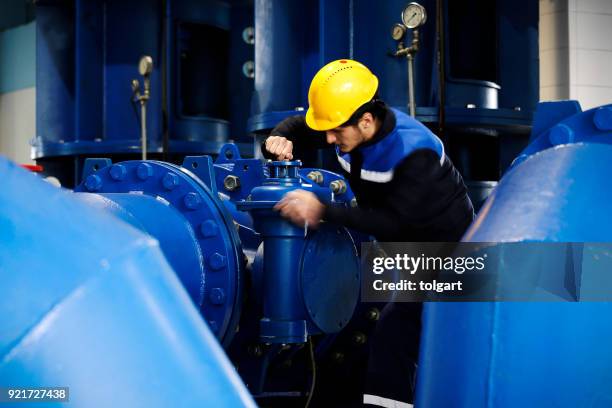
left=209, top=288, right=226, bottom=305
left=593, top=106, right=612, bottom=131
left=350, top=198, right=358, bottom=207
left=109, top=164, right=127, bottom=181
left=85, top=174, right=103, bottom=192
left=352, top=332, right=367, bottom=345
left=162, top=172, right=179, bottom=190
left=200, top=219, right=219, bottom=238
left=224, top=175, right=241, bottom=192
left=242, top=26, right=255, bottom=44
left=209, top=252, right=226, bottom=270
left=365, top=308, right=380, bottom=321
left=242, top=61, right=255, bottom=79
left=136, top=163, right=153, bottom=180
left=330, top=180, right=347, bottom=194
left=332, top=351, right=345, bottom=364
left=184, top=192, right=202, bottom=210
left=549, top=124, right=574, bottom=146
left=307, top=171, right=324, bottom=185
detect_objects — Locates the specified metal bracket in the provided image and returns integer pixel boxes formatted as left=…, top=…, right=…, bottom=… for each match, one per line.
left=182, top=156, right=217, bottom=195
left=82, top=158, right=113, bottom=180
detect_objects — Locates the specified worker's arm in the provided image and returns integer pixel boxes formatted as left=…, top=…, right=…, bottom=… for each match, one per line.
left=323, top=149, right=473, bottom=241
left=261, top=115, right=330, bottom=160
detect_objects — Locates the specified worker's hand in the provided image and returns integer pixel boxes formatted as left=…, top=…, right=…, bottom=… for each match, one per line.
left=265, top=136, right=294, bottom=160
left=274, top=189, right=324, bottom=229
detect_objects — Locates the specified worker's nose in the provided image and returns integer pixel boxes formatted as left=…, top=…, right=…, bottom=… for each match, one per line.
left=326, top=132, right=336, bottom=144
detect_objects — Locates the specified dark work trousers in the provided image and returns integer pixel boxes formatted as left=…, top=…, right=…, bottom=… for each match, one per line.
left=363, top=302, right=423, bottom=407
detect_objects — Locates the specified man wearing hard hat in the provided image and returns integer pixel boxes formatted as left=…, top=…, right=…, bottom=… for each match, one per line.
left=263, top=59, right=474, bottom=407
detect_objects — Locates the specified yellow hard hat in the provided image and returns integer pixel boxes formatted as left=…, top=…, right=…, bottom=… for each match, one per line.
left=305, top=59, right=379, bottom=131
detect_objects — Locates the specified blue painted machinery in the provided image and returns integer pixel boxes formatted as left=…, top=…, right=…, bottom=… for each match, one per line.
left=34, top=0, right=538, bottom=209
left=34, top=0, right=255, bottom=186
left=5, top=101, right=612, bottom=406
left=0, top=158, right=256, bottom=407
left=69, top=144, right=361, bottom=402
left=11, top=0, right=612, bottom=406
left=417, top=102, right=612, bottom=407
left=249, top=0, right=538, bottom=209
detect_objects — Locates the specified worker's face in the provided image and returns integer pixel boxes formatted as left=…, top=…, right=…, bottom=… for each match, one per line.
left=325, top=113, right=372, bottom=153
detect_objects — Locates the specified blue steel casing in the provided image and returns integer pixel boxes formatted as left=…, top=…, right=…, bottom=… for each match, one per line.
left=249, top=0, right=537, bottom=133
left=416, top=103, right=612, bottom=407
left=73, top=144, right=360, bottom=348
left=74, top=156, right=245, bottom=346
left=237, top=160, right=360, bottom=344
left=0, top=158, right=256, bottom=407
left=34, top=0, right=255, bottom=161
left=513, top=102, right=612, bottom=166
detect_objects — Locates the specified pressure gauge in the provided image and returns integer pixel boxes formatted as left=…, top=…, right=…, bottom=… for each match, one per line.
left=391, top=23, right=406, bottom=40
left=138, top=55, right=154, bottom=76
left=401, top=2, right=427, bottom=29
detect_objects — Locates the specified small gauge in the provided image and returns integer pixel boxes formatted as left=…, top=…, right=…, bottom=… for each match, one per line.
left=138, top=55, right=154, bottom=76
left=401, top=2, right=427, bottom=29
left=391, top=23, right=406, bottom=40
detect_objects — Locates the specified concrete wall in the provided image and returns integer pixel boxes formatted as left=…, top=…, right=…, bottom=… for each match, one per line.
left=0, top=21, right=35, bottom=164
left=540, top=0, right=570, bottom=101
left=540, top=0, right=612, bottom=110
left=568, top=0, right=612, bottom=109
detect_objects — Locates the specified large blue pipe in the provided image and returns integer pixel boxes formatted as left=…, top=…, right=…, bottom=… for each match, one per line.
left=0, top=158, right=255, bottom=407
left=416, top=142, right=612, bottom=407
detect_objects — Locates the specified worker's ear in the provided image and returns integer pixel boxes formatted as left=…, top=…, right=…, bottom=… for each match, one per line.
left=359, top=112, right=374, bottom=130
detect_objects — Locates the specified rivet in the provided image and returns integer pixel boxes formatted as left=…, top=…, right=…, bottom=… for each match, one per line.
left=85, top=174, right=103, bottom=192
left=136, top=163, right=153, bottom=180
left=109, top=164, right=127, bottom=181
left=162, top=172, right=179, bottom=190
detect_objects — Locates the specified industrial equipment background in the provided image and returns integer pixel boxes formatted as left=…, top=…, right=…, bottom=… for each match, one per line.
left=3, top=0, right=611, bottom=407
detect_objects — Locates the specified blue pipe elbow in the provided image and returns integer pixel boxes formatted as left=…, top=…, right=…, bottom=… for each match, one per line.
left=0, top=158, right=255, bottom=407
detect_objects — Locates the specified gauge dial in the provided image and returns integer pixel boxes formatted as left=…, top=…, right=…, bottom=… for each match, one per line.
left=138, top=55, right=154, bottom=76
left=401, top=2, right=427, bottom=29
left=391, top=23, right=406, bottom=40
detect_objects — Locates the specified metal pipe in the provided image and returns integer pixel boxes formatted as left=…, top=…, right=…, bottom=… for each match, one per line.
left=141, top=100, right=147, bottom=160
left=392, top=28, right=420, bottom=117
left=436, top=0, right=446, bottom=143
left=408, top=53, right=416, bottom=117
left=0, top=158, right=256, bottom=407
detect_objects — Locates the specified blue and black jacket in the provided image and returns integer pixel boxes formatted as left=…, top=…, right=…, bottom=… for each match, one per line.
left=264, top=104, right=474, bottom=241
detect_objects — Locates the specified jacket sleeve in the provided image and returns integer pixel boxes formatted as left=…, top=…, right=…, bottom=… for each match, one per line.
left=261, top=115, right=330, bottom=159
left=323, top=149, right=474, bottom=241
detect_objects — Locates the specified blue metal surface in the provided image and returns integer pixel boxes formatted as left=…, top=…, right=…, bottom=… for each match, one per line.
left=74, top=156, right=245, bottom=346
left=416, top=103, right=612, bottom=407
left=0, top=158, right=255, bottom=407
left=34, top=0, right=254, bottom=161
left=249, top=0, right=537, bottom=131
left=513, top=102, right=612, bottom=166
left=237, top=160, right=359, bottom=343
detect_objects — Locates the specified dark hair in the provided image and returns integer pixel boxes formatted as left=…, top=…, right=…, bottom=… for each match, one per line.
left=339, top=95, right=386, bottom=127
